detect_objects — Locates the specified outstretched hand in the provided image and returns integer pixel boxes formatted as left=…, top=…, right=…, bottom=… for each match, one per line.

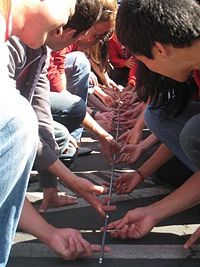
left=105, top=207, right=156, bottom=239
left=113, top=171, right=143, bottom=194
left=74, top=177, right=117, bottom=217
left=99, top=134, right=121, bottom=163
left=47, top=227, right=110, bottom=260
left=116, top=144, right=143, bottom=164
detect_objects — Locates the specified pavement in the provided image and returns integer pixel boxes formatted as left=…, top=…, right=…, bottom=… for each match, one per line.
left=8, top=131, right=200, bottom=267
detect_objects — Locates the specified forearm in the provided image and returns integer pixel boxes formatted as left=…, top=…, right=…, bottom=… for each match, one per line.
left=132, top=102, right=147, bottom=131
left=82, top=112, right=111, bottom=140
left=148, top=171, right=200, bottom=223
left=139, top=133, right=159, bottom=154
left=138, top=143, right=173, bottom=178
left=88, top=94, right=109, bottom=112
left=47, top=159, right=79, bottom=189
left=19, top=198, right=55, bottom=243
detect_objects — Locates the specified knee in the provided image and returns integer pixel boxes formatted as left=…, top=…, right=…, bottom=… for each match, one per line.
left=66, top=51, right=90, bottom=74
left=180, top=115, right=200, bottom=156
left=144, top=106, right=161, bottom=133
left=69, top=98, right=86, bottom=121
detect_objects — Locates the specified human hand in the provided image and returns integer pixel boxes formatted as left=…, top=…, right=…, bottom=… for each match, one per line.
left=103, top=77, right=118, bottom=89
left=184, top=226, right=200, bottom=249
left=121, top=93, right=138, bottom=108
left=113, top=171, right=143, bottom=194
left=95, top=112, right=113, bottom=133
left=120, top=103, right=144, bottom=121
left=46, top=227, right=110, bottom=260
left=95, top=111, right=114, bottom=122
left=74, top=177, right=116, bottom=217
left=102, top=94, right=114, bottom=107
left=89, top=71, right=98, bottom=87
left=118, top=127, right=143, bottom=145
left=119, top=118, right=137, bottom=131
left=124, top=56, right=136, bottom=69
left=116, top=144, right=143, bottom=164
left=39, top=187, right=77, bottom=213
left=99, top=134, right=121, bottom=163
left=106, top=207, right=156, bottom=239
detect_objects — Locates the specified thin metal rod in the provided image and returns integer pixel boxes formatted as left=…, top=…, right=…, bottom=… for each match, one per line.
left=99, top=102, right=121, bottom=264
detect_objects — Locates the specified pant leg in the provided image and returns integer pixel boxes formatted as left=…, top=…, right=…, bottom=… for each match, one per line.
left=65, top=51, right=90, bottom=103
left=50, top=91, right=86, bottom=133
left=144, top=101, right=200, bottom=172
left=0, top=91, right=38, bottom=266
left=180, top=114, right=200, bottom=170
left=53, top=121, right=77, bottom=167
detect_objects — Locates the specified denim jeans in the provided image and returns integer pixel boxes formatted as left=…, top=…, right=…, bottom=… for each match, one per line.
left=53, top=121, right=77, bottom=167
left=50, top=91, right=86, bottom=133
left=0, top=89, right=38, bottom=266
left=144, top=101, right=200, bottom=173
left=65, top=51, right=90, bottom=102
left=180, top=113, right=200, bottom=170
left=50, top=51, right=90, bottom=141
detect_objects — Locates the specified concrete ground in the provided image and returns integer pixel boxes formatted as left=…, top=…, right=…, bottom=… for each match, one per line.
left=8, top=131, right=200, bottom=267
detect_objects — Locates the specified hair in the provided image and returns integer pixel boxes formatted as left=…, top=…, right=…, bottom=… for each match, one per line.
left=85, top=0, right=117, bottom=72
left=116, top=0, right=200, bottom=58
left=63, top=0, right=102, bottom=37
left=135, top=61, right=198, bottom=117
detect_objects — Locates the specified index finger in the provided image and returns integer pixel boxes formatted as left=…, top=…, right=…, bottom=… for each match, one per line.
left=184, top=227, right=200, bottom=249
left=106, top=218, right=124, bottom=230
left=91, top=244, right=110, bottom=253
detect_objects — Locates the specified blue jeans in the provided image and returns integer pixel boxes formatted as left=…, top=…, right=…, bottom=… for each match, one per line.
left=180, top=113, right=200, bottom=170
left=65, top=51, right=90, bottom=102
left=0, top=89, right=38, bottom=266
left=50, top=92, right=86, bottom=134
left=144, top=101, right=200, bottom=173
left=50, top=51, right=90, bottom=141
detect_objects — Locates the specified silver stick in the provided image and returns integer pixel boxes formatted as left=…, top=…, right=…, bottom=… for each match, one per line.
left=99, top=102, right=121, bottom=264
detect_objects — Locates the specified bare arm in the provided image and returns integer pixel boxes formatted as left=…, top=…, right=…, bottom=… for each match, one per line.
left=19, top=198, right=108, bottom=260
left=138, top=143, right=173, bottom=178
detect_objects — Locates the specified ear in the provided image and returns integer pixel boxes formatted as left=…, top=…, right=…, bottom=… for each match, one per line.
left=154, top=42, right=169, bottom=57
left=56, top=27, right=64, bottom=36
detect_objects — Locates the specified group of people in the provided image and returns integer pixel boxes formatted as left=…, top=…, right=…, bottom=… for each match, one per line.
left=1, top=0, right=200, bottom=266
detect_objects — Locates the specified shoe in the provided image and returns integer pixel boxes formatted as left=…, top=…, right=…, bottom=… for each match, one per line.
left=77, top=147, right=92, bottom=156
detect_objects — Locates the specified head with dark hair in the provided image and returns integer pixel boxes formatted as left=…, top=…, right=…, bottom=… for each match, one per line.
left=117, top=0, right=200, bottom=58
left=63, top=0, right=102, bottom=37
left=45, top=0, right=102, bottom=51
left=116, top=0, right=200, bottom=82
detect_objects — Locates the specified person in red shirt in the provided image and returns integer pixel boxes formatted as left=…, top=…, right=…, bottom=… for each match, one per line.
left=108, top=32, right=137, bottom=87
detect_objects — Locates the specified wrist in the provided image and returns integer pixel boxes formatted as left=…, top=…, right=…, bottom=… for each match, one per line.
left=146, top=203, right=166, bottom=225
left=91, top=110, right=97, bottom=119
left=37, top=222, right=56, bottom=244
left=134, top=169, right=145, bottom=181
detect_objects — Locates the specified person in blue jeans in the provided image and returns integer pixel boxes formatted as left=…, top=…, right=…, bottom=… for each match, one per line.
left=0, top=0, right=79, bottom=265
left=0, top=0, right=117, bottom=265
left=106, top=0, right=200, bottom=249
left=50, top=51, right=89, bottom=141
